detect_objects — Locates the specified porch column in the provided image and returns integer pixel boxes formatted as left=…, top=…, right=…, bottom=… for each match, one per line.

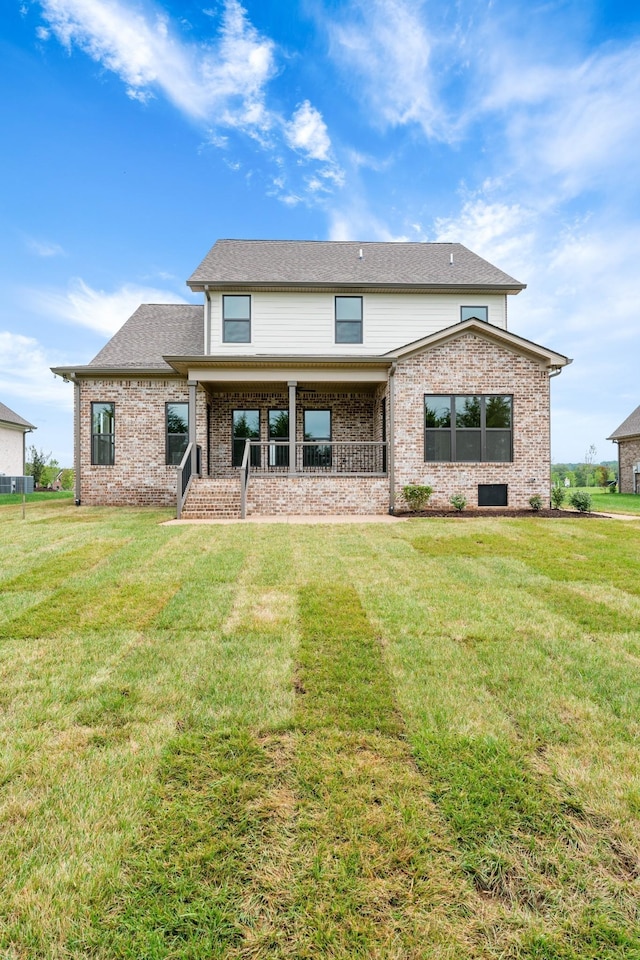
left=188, top=380, right=199, bottom=476
left=388, top=362, right=396, bottom=513
left=288, top=380, right=297, bottom=474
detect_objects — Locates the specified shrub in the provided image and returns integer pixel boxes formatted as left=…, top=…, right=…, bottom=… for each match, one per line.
left=569, top=491, right=592, bottom=513
left=450, top=494, right=467, bottom=512
left=529, top=495, right=543, bottom=512
left=550, top=486, right=566, bottom=509
left=608, top=482, right=617, bottom=494
left=401, top=484, right=433, bottom=512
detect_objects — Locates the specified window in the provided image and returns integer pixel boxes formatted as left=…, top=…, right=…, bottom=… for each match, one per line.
left=303, top=409, right=332, bottom=467
left=425, top=395, right=512, bottom=462
left=268, top=410, right=289, bottom=467
left=166, top=402, right=189, bottom=465
left=223, top=295, right=251, bottom=343
left=91, top=402, right=115, bottom=465
left=335, top=296, right=363, bottom=343
left=232, top=409, right=260, bottom=466
left=461, top=306, right=488, bottom=323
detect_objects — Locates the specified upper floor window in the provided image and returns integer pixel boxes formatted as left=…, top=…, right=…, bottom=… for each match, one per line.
left=335, top=296, right=363, bottom=344
left=223, top=295, right=251, bottom=343
left=425, top=395, right=512, bottom=462
left=461, top=306, right=488, bottom=323
left=91, top=402, right=115, bottom=465
left=166, top=402, right=189, bottom=465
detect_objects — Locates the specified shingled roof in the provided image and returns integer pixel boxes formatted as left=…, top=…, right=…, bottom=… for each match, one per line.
left=188, top=240, right=525, bottom=291
left=608, top=404, right=640, bottom=441
left=88, top=304, right=204, bottom=369
left=0, top=401, right=35, bottom=430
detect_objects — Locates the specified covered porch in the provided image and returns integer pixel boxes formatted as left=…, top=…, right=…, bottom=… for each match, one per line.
left=167, top=355, right=394, bottom=518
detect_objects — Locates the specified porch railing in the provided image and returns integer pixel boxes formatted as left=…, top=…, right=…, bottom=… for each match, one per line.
left=177, top=441, right=195, bottom=519
left=241, top=441, right=387, bottom=475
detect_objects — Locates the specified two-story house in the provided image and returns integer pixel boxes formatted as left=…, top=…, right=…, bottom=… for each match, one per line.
left=52, top=240, right=570, bottom=517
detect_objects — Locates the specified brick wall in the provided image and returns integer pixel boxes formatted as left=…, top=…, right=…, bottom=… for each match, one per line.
left=78, top=377, right=207, bottom=506
left=618, top=438, right=640, bottom=493
left=393, top=333, right=552, bottom=509
left=246, top=475, right=389, bottom=515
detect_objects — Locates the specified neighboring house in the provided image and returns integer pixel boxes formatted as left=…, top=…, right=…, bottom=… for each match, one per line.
left=608, top=405, right=640, bottom=494
left=52, top=240, right=571, bottom=517
left=0, top=401, right=35, bottom=476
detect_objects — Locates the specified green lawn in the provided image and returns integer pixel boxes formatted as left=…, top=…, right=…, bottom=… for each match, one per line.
left=1, top=499, right=639, bottom=959
left=574, top=489, right=640, bottom=515
left=0, top=490, right=73, bottom=506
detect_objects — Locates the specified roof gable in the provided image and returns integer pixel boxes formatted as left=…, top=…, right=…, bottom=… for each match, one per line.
left=608, top=404, right=640, bottom=440
left=188, top=240, right=525, bottom=292
left=0, top=401, right=35, bottom=430
left=88, top=304, right=204, bottom=369
left=386, top=318, right=571, bottom=368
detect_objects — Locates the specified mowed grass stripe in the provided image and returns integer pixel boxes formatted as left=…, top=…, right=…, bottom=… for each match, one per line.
left=296, top=583, right=402, bottom=736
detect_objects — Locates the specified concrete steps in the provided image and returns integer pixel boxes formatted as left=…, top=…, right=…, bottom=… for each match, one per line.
left=181, top=477, right=241, bottom=519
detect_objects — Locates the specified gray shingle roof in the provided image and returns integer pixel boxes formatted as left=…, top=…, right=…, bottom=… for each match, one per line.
left=608, top=404, right=640, bottom=440
left=89, top=304, right=204, bottom=368
left=188, top=240, right=525, bottom=290
left=0, top=402, right=35, bottom=430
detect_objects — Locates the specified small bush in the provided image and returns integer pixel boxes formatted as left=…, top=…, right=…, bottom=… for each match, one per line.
left=550, top=486, right=566, bottom=509
left=529, top=495, right=543, bottom=512
left=401, top=484, right=433, bottom=512
left=569, top=491, right=592, bottom=513
left=608, top=482, right=617, bottom=494
left=450, top=494, right=467, bottom=512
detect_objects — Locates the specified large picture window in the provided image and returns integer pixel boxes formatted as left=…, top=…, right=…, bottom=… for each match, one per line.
left=223, top=295, right=251, bottom=343
left=166, top=402, right=189, bottom=465
left=91, top=402, right=115, bottom=465
left=335, top=296, right=363, bottom=344
left=425, top=395, right=512, bottom=462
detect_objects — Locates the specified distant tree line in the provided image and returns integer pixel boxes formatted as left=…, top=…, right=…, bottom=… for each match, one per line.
left=551, top=447, right=616, bottom=489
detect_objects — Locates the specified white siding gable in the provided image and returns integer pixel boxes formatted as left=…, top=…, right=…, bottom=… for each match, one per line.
left=208, top=291, right=507, bottom=355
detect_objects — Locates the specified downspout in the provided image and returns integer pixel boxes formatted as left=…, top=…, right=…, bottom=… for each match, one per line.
left=388, top=361, right=397, bottom=513
left=70, top=374, right=81, bottom=506
left=547, top=365, right=562, bottom=504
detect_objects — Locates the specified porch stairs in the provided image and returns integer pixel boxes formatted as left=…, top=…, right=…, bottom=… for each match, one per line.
left=180, top=477, right=241, bottom=520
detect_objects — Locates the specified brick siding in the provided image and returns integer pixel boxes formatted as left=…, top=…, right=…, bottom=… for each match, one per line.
left=618, top=438, right=640, bottom=493
left=78, top=378, right=207, bottom=506
left=393, top=333, right=552, bottom=509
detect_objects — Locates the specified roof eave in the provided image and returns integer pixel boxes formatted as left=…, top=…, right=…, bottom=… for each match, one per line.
left=188, top=280, right=526, bottom=294
left=51, top=365, right=183, bottom=379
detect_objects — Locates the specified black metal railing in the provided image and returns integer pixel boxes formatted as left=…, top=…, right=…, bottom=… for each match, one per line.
left=242, top=441, right=387, bottom=475
left=177, top=441, right=195, bottom=518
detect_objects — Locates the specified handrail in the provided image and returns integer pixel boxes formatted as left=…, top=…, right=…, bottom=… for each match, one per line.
left=176, top=441, right=195, bottom=519
left=244, top=440, right=388, bottom=475
left=240, top=437, right=251, bottom=519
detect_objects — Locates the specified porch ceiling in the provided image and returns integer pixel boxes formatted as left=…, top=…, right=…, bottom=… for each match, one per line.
left=202, top=380, right=381, bottom=395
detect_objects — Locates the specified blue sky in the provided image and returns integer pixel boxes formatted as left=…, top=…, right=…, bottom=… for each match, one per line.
left=2, top=0, right=639, bottom=467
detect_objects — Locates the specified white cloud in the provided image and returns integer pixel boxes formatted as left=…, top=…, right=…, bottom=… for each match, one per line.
left=325, top=0, right=451, bottom=139
left=0, top=332, right=73, bottom=409
left=30, top=278, right=188, bottom=336
left=481, top=43, right=640, bottom=196
left=25, top=236, right=66, bottom=257
left=38, top=0, right=276, bottom=132
left=285, top=100, right=331, bottom=161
